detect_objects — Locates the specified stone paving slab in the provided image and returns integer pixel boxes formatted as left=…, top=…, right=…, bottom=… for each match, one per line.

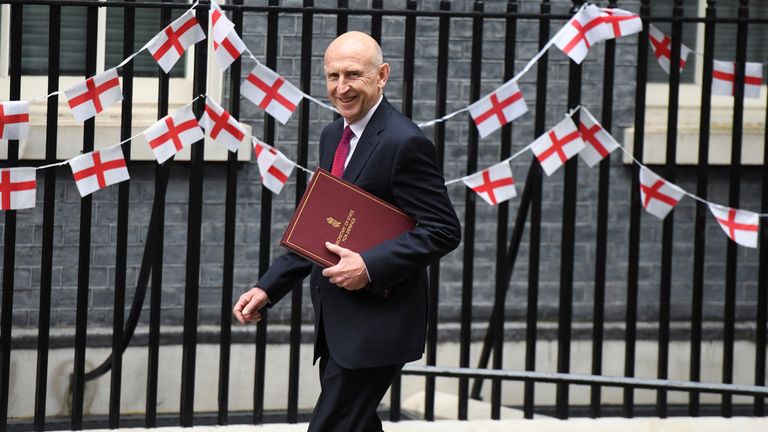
left=86, top=417, right=768, bottom=432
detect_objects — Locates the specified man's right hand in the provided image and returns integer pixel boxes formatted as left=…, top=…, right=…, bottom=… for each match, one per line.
left=233, top=287, right=270, bottom=324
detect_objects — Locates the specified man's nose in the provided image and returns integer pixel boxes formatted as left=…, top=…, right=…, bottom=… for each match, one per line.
left=337, top=76, right=350, bottom=93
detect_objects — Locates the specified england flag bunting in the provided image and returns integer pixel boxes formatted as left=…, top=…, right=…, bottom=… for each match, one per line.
left=253, top=137, right=295, bottom=194
left=639, top=167, right=685, bottom=220
left=209, top=1, right=235, bottom=44
left=213, top=30, right=246, bottom=71
left=712, top=60, right=763, bottom=99
left=199, top=96, right=247, bottom=152
left=530, top=117, right=585, bottom=176
left=554, top=5, right=611, bottom=64
left=0, top=100, right=30, bottom=141
left=462, top=161, right=516, bottom=206
left=468, top=80, right=528, bottom=139
left=242, top=63, right=304, bottom=125
left=648, top=24, right=693, bottom=75
left=595, top=8, right=643, bottom=43
left=69, top=147, right=130, bottom=197
left=0, top=167, right=36, bottom=211
left=64, top=68, right=123, bottom=123
left=143, top=105, right=205, bottom=164
left=708, top=204, right=760, bottom=248
left=578, top=107, right=620, bottom=167
left=147, top=11, right=206, bottom=74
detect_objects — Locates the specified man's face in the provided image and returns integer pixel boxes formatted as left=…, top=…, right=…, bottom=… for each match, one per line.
left=324, top=42, right=388, bottom=124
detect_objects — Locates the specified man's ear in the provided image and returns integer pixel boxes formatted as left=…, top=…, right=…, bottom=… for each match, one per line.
left=378, top=63, right=390, bottom=88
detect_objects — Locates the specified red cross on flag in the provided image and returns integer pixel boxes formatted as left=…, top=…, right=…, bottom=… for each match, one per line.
left=199, top=97, right=247, bottom=152
left=64, top=68, right=123, bottom=123
left=69, top=147, right=130, bottom=197
left=253, top=137, right=295, bottom=194
left=554, top=4, right=611, bottom=64
left=213, top=30, right=246, bottom=71
left=595, top=8, right=642, bottom=43
left=462, top=161, right=516, bottom=206
left=578, top=107, right=620, bottom=167
left=639, top=167, right=685, bottom=220
left=0, top=100, right=30, bottom=141
left=242, top=63, right=304, bottom=125
left=209, top=1, right=235, bottom=44
left=468, top=80, right=528, bottom=139
left=712, top=60, right=763, bottom=99
left=709, top=204, right=759, bottom=248
left=648, top=25, right=693, bottom=75
left=530, top=117, right=585, bottom=176
left=147, top=12, right=206, bottom=74
left=0, top=167, right=36, bottom=211
left=143, top=105, right=204, bottom=164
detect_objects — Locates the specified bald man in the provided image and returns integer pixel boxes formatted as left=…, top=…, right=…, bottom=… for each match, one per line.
left=234, top=31, right=461, bottom=432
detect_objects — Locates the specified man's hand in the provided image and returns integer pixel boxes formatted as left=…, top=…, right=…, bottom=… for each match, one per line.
left=322, top=242, right=369, bottom=291
left=233, top=286, right=270, bottom=324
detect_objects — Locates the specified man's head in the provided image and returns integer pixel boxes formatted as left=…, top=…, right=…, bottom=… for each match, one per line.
left=324, top=31, right=390, bottom=124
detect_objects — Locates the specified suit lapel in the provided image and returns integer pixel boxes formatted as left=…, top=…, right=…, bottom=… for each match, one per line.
left=342, top=98, right=392, bottom=183
left=321, top=120, right=344, bottom=171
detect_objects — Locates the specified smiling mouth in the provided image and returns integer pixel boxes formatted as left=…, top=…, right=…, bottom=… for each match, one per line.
left=338, top=96, right=356, bottom=104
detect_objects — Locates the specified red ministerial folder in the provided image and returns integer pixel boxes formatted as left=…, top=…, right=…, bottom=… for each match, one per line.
left=281, top=168, right=416, bottom=267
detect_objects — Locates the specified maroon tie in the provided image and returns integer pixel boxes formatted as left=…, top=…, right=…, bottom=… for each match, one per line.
left=331, top=126, right=354, bottom=178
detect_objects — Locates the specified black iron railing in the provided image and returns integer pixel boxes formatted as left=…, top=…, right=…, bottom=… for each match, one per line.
left=0, top=0, right=766, bottom=430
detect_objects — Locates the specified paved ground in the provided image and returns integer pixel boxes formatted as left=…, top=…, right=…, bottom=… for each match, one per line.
left=86, top=417, right=768, bottom=432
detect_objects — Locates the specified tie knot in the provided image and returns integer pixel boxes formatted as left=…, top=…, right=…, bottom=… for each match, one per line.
left=341, top=126, right=354, bottom=142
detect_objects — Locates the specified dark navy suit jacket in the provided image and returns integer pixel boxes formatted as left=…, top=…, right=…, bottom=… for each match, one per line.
left=256, top=96, right=461, bottom=369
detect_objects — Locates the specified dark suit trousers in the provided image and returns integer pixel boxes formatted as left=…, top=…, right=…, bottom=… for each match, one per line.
left=309, top=328, right=403, bottom=432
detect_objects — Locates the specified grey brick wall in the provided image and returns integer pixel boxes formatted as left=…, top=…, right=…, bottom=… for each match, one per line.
left=2, top=0, right=763, bottom=335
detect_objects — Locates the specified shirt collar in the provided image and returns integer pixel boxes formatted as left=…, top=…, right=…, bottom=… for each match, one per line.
left=344, top=94, right=384, bottom=139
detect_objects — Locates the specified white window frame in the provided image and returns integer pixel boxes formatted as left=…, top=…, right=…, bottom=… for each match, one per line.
left=0, top=2, right=251, bottom=162
left=624, top=0, right=766, bottom=166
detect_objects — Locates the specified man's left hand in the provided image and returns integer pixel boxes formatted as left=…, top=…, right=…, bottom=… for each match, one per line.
left=322, top=242, right=369, bottom=290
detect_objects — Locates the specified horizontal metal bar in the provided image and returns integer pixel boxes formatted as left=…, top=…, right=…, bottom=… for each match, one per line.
left=402, top=365, right=768, bottom=398
left=1, top=0, right=767, bottom=23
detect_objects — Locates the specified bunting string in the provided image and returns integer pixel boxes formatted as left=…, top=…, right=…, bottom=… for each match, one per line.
left=2, top=1, right=767, bottom=247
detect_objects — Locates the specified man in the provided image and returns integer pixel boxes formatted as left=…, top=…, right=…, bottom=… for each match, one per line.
left=233, top=31, right=461, bottom=432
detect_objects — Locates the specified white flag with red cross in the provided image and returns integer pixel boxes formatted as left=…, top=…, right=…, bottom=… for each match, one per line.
left=468, top=80, right=528, bottom=139
left=639, top=167, right=685, bottom=220
left=594, top=8, right=643, bottom=44
left=712, top=60, right=763, bottom=99
left=209, top=1, right=235, bottom=44
left=69, top=146, right=130, bottom=197
left=578, top=107, right=620, bottom=167
left=530, top=117, right=585, bottom=176
left=253, top=137, right=295, bottom=194
left=64, top=68, right=123, bottom=123
left=199, top=97, right=247, bottom=152
left=242, top=63, right=304, bottom=125
left=708, top=203, right=759, bottom=248
left=0, top=167, right=36, bottom=211
left=0, top=100, right=30, bottom=141
left=213, top=30, right=246, bottom=71
left=143, top=104, right=204, bottom=164
left=147, top=12, right=206, bottom=74
left=648, top=24, right=693, bottom=75
left=462, top=161, right=516, bottom=206
left=554, top=4, right=612, bottom=64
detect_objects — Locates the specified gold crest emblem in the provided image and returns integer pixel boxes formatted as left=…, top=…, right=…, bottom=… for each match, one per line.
left=326, top=217, right=341, bottom=228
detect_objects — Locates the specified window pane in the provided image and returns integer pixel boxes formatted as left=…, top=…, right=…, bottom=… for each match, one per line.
left=21, top=5, right=88, bottom=75
left=647, top=2, right=699, bottom=83
left=105, top=0, right=187, bottom=78
left=712, top=0, right=768, bottom=65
